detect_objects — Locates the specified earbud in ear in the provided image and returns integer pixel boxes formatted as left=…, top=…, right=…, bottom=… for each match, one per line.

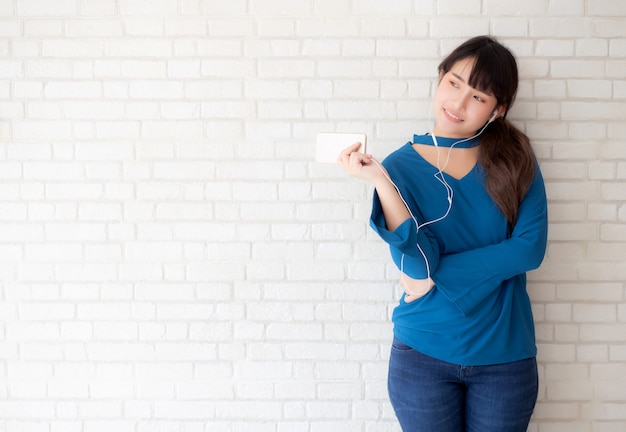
left=488, top=109, right=498, bottom=123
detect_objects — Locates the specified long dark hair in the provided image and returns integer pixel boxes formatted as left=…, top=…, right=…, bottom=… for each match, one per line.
left=438, top=36, right=536, bottom=232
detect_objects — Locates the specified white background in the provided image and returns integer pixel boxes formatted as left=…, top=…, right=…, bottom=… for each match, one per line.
left=1, top=0, right=625, bottom=431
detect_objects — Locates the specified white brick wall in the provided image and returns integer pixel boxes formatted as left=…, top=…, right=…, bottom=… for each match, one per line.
left=0, top=0, right=625, bottom=431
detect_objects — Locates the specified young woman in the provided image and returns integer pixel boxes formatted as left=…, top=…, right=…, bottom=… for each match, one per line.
left=338, top=36, right=548, bottom=432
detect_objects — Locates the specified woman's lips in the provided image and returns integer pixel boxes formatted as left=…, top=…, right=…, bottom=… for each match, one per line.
left=443, top=108, right=463, bottom=123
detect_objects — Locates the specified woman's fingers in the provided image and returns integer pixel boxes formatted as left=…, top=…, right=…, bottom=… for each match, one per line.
left=337, top=142, right=374, bottom=177
left=336, top=141, right=383, bottom=185
left=337, top=141, right=363, bottom=163
left=400, top=274, right=434, bottom=303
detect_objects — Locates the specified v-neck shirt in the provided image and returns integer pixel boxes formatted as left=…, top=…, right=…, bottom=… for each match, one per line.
left=369, top=134, right=548, bottom=366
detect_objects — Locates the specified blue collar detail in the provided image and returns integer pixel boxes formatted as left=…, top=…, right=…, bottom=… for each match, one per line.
left=413, top=134, right=481, bottom=148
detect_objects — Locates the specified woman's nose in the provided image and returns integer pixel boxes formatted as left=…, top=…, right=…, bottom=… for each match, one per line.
left=451, top=92, right=471, bottom=111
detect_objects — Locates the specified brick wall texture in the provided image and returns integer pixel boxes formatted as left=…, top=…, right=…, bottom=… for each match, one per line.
left=1, top=0, right=625, bottom=431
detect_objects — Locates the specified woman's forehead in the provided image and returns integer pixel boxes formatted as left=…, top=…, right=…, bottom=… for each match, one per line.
left=448, top=57, right=476, bottom=78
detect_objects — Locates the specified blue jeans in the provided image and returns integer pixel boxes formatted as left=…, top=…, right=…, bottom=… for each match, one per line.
left=388, top=337, right=538, bottom=432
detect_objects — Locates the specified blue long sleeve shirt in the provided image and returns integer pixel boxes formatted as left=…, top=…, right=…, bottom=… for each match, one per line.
left=370, top=134, right=548, bottom=366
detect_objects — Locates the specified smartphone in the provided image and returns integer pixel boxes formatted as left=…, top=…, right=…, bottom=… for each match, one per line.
left=315, top=132, right=367, bottom=163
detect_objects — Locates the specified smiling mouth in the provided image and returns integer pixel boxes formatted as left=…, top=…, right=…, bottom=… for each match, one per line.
left=444, top=108, right=463, bottom=122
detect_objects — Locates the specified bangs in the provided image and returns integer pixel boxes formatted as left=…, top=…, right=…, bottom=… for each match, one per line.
left=467, top=52, right=498, bottom=96
left=468, top=45, right=515, bottom=101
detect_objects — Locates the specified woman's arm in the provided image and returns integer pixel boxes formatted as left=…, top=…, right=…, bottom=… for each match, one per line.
left=338, top=143, right=438, bottom=302
left=432, top=171, right=548, bottom=315
left=337, top=142, right=409, bottom=231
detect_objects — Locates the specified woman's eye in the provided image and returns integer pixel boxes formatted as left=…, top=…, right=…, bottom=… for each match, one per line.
left=450, top=81, right=459, bottom=88
left=474, top=95, right=484, bottom=102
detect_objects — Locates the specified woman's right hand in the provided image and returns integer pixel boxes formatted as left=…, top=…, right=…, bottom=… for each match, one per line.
left=339, top=142, right=410, bottom=231
left=337, top=142, right=385, bottom=184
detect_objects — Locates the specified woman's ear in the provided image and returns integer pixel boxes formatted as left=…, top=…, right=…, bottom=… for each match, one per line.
left=491, top=106, right=507, bottom=122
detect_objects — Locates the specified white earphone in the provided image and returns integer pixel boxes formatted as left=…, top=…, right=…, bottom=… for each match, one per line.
left=488, top=108, right=498, bottom=123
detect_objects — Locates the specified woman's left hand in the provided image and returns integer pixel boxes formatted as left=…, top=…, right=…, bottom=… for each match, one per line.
left=399, top=273, right=435, bottom=303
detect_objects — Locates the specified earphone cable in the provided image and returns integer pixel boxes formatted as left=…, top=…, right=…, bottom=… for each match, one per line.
left=370, top=119, right=494, bottom=298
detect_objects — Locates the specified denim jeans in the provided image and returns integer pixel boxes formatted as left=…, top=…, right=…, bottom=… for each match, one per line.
left=388, top=337, right=538, bottom=432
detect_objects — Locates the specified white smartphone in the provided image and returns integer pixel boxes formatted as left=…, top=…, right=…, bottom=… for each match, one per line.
left=315, top=132, right=367, bottom=163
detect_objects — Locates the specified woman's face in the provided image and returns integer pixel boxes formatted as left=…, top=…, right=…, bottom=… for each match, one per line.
left=432, top=57, right=500, bottom=139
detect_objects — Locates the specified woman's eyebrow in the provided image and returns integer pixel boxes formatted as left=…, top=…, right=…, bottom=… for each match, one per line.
left=451, top=72, right=466, bottom=82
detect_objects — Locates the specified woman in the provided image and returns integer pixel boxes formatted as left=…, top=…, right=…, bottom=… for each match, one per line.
left=338, top=36, right=548, bottom=432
